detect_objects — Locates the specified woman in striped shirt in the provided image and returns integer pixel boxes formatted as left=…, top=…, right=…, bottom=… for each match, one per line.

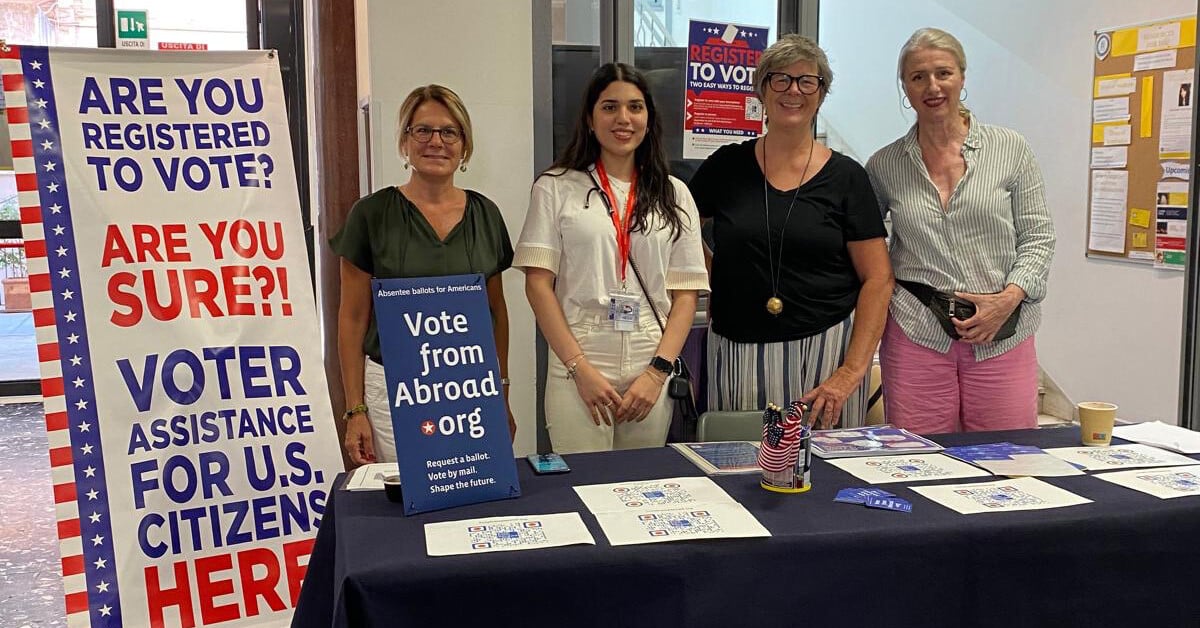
left=866, top=28, right=1056, bottom=434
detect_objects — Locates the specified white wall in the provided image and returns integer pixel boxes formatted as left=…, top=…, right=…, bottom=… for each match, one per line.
left=355, top=0, right=538, bottom=454
left=821, top=0, right=1194, bottom=423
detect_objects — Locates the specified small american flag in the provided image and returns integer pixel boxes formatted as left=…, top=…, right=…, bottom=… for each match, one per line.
left=758, top=402, right=805, bottom=472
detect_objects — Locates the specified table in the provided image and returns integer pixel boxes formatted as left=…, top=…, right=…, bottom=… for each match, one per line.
left=292, top=427, right=1200, bottom=627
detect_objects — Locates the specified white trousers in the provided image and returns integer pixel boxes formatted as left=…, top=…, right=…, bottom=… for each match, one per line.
left=363, top=357, right=398, bottom=463
left=545, top=312, right=673, bottom=454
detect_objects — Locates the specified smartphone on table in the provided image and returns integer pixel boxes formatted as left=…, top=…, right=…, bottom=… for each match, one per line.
left=527, top=453, right=570, bottom=474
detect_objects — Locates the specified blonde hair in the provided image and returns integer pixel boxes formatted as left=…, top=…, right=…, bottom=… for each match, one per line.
left=897, top=27, right=967, bottom=79
left=754, top=34, right=833, bottom=101
left=897, top=28, right=969, bottom=115
left=396, top=84, right=474, bottom=164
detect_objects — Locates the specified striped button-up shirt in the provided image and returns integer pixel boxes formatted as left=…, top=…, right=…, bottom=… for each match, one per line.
left=865, top=115, right=1055, bottom=360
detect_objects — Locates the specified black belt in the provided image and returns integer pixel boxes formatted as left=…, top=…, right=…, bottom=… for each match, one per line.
left=897, top=279, right=1021, bottom=342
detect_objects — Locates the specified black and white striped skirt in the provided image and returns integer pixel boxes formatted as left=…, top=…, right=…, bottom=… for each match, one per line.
left=706, top=313, right=869, bottom=428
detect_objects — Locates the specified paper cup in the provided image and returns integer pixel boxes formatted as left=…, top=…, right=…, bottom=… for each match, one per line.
left=383, top=475, right=404, bottom=503
left=1078, top=402, right=1118, bottom=446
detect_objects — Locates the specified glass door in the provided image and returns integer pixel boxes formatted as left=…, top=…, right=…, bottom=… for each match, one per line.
left=0, top=1, right=98, bottom=396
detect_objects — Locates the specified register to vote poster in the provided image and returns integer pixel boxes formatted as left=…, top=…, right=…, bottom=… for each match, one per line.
left=1, top=46, right=343, bottom=627
left=683, top=19, right=769, bottom=159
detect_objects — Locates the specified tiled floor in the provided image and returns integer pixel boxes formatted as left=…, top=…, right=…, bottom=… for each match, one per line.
left=0, top=402, right=66, bottom=627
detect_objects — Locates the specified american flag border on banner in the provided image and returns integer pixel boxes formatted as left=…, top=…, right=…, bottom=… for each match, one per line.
left=0, top=44, right=122, bottom=627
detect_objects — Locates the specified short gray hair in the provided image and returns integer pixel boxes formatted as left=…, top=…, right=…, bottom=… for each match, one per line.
left=754, top=34, right=833, bottom=101
left=897, top=27, right=967, bottom=80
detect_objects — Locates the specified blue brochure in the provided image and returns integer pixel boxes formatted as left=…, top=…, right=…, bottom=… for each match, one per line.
left=372, top=274, right=520, bottom=514
left=834, top=487, right=896, bottom=505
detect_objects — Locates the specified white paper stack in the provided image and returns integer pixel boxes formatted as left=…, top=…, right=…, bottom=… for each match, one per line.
left=911, top=477, right=1092, bottom=514
left=1112, top=421, right=1200, bottom=454
left=424, top=513, right=595, bottom=556
left=1093, top=465, right=1200, bottom=499
left=573, top=476, right=770, bottom=546
left=826, top=454, right=990, bottom=485
left=1044, top=444, right=1198, bottom=471
left=343, top=462, right=399, bottom=491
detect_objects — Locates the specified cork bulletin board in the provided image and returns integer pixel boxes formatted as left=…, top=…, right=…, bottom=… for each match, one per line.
left=1086, top=16, right=1196, bottom=269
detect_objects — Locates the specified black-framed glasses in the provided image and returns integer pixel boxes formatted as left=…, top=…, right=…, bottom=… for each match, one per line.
left=765, top=72, right=824, bottom=95
left=406, top=125, right=462, bottom=144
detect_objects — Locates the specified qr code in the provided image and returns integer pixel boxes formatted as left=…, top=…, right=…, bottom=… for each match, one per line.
left=1084, top=449, right=1165, bottom=467
left=1137, top=471, right=1200, bottom=492
left=466, top=521, right=548, bottom=550
left=745, top=96, right=762, bottom=121
left=638, top=510, right=723, bottom=537
left=866, top=458, right=954, bottom=480
left=612, top=482, right=692, bottom=508
left=954, top=485, right=1045, bottom=509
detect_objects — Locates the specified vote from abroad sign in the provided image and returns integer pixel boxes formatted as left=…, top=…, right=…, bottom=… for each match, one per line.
left=1, top=46, right=343, bottom=627
left=372, top=274, right=520, bottom=515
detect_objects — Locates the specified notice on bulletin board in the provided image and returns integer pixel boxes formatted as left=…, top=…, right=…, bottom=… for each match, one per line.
left=1086, top=16, right=1195, bottom=266
left=682, top=20, right=769, bottom=160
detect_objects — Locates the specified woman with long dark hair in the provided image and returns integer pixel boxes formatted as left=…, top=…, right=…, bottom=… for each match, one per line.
left=514, top=63, right=708, bottom=453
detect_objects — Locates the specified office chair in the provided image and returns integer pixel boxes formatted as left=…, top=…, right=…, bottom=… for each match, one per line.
left=696, top=410, right=764, bottom=441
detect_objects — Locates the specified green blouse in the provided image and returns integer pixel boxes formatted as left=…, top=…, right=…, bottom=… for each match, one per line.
left=330, top=186, right=514, bottom=363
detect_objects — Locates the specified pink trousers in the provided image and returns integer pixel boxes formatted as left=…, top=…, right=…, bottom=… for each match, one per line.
left=879, top=315, right=1039, bottom=434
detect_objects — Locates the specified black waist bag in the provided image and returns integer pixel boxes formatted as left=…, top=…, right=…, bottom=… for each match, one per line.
left=897, top=280, right=1021, bottom=342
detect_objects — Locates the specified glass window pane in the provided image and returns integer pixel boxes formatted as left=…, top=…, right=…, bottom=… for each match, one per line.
left=0, top=0, right=97, bottom=47
left=551, top=0, right=601, bottom=158
left=1, top=221, right=37, bottom=382
left=113, top=0, right=249, bottom=50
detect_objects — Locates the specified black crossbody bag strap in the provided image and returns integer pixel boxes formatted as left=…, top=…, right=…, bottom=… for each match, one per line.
left=627, top=237, right=701, bottom=438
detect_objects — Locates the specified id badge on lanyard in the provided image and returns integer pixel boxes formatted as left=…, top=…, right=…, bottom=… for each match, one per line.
left=596, top=161, right=640, bottom=333
left=608, top=290, right=640, bottom=332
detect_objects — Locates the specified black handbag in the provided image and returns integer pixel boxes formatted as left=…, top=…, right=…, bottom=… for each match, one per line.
left=627, top=255, right=701, bottom=434
left=897, top=280, right=1021, bottom=342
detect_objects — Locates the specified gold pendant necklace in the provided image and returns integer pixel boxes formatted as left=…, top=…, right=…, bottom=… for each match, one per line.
left=762, top=133, right=815, bottom=316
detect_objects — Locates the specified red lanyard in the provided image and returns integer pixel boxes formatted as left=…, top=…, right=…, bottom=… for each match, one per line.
left=594, top=160, right=637, bottom=283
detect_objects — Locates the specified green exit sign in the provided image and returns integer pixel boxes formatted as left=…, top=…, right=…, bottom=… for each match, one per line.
left=116, top=10, right=148, bottom=48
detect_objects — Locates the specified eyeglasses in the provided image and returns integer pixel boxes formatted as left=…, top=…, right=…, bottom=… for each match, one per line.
left=406, top=125, right=462, bottom=144
left=765, top=72, right=824, bottom=95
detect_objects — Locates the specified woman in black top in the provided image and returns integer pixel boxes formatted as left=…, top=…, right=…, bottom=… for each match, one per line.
left=689, top=35, right=893, bottom=428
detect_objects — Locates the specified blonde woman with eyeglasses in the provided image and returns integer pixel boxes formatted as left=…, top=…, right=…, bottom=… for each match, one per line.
left=331, top=85, right=515, bottom=465
left=690, top=35, right=893, bottom=429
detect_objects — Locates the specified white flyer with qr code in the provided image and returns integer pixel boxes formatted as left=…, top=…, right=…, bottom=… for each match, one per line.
left=827, top=454, right=990, bottom=484
left=574, top=477, right=769, bottom=545
left=424, top=513, right=595, bottom=556
left=1044, top=443, right=1199, bottom=470
left=573, top=476, right=739, bottom=513
left=593, top=503, right=770, bottom=546
left=910, top=477, right=1092, bottom=514
left=1092, top=465, right=1200, bottom=499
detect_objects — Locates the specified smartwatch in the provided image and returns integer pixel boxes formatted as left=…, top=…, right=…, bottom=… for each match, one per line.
left=648, top=356, right=673, bottom=375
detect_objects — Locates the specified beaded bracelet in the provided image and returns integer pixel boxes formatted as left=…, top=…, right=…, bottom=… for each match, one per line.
left=343, top=403, right=368, bottom=421
left=565, top=354, right=586, bottom=380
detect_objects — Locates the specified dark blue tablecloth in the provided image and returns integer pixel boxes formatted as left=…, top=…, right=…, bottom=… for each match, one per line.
left=292, top=427, right=1200, bottom=627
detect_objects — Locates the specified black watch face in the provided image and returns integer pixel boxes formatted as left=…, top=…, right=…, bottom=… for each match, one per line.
left=651, top=357, right=672, bottom=373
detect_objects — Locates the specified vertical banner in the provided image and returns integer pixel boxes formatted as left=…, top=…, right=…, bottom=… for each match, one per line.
left=372, top=274, right=520, bottom=515
left=683, top=20, right=769, bottom=160
left=0, top=46, right=343, bottom=626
